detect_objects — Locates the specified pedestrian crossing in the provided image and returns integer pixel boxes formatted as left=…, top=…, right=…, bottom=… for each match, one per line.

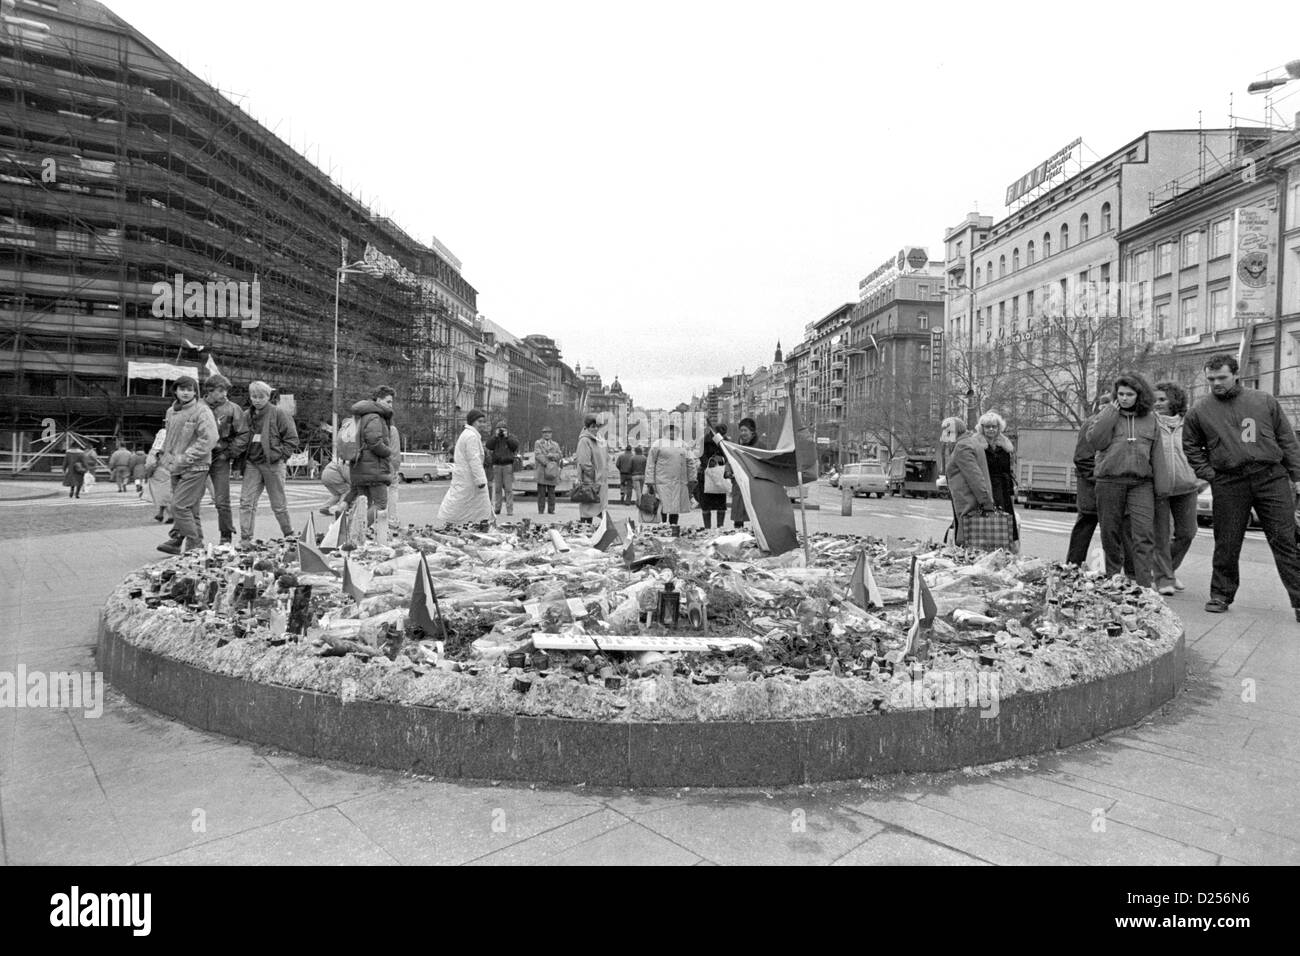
left=884, top=505, right=1268, bottom=542
left=17, top=483, right=327, bottom=509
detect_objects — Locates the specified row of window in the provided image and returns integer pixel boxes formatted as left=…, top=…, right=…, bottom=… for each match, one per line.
left=974, top=204, right=1113, bottom=286
left=1130, top=220, right=1232, bottom=279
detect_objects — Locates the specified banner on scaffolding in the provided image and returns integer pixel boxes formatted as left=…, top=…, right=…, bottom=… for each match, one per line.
left=126, top=362, right=198, bottom=382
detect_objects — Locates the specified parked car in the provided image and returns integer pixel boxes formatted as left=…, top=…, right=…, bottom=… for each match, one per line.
left=397, top=452, right=452, bottom=482
left=840, top=461, right=889, bottom=498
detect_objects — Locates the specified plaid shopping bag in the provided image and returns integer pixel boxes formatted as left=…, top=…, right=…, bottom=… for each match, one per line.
left=956, top=510, right=1015, bottom=551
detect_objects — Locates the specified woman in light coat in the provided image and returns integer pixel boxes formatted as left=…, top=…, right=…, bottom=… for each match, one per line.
left=437, top=410, right=493, bottom=527
left=647, top=423, right=692, bottom=525
left=1152, top=381, right=1201, bottom=595
left=574, top=415, right=609, bottom=524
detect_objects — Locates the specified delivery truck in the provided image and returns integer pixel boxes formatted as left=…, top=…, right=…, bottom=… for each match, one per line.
left=1015, top=426, right=1078, bottom=509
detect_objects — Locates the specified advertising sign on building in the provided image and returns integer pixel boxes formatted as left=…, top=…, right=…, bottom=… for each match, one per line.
left=1005, top=138, right=1083, bottom=206
left=1231, top=203, right=1275, bottom=323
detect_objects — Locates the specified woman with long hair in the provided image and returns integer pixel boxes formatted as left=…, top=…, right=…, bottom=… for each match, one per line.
left=1086, top=370, right=1159, bottom=587
left=1152, top=381, right=1201, bottom=595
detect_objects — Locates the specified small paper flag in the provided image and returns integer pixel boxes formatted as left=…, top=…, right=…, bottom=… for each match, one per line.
left=342, top=557, right=370, bottom=603
left=409, top=552, right=445, bottom=639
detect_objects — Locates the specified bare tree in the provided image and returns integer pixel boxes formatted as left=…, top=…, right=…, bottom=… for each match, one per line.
left=847, top=363, right=937, bottom=456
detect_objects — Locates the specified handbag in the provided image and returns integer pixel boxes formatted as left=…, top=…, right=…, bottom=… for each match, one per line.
left=570, top=482, right=600, bottom=503
left=956, top=509, right=1015, bottom=551
left=512, top=455, right=523, bottom=473
left=638, top=491, right=661, bottom=514
left=704, top=463, right=729, bottom=495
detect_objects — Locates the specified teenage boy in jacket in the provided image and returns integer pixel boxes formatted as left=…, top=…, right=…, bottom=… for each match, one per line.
left=344, top=385, right=396, bottom=526
left=1183, top=353, right=1300, bottom=617
left=202, top=373, right=250, bottom=545
left=238, top=380, right=299, bottom=545
left=156, top=376, right=218, bottom=554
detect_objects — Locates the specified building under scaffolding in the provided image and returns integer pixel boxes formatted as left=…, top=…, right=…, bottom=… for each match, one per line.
left=0, top=0, right=480, bottom=469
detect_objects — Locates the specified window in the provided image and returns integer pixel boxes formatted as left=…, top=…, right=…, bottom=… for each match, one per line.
left=1043, top=232, right=1052, bottom=257
left=917, top=284, right=928, bottom=297
left=1099, top=262, right=1111, bottom=314
left=975, top=267, right=981, bottom=285
left=1026, top=289, right=1035, bottom=316
left=1101, top=202, right=1112, bottom=232
left=1012, top=248, right=1020, bottom=271
left=1210, top=287, right=1230, bottom=329
left=1027, top=240, right=1035, bottom=264
left=1011, top=296, right=1020, bottom=329
left=1060, top=224, right=1069, bottom=250
left=1154, top=300, right=1169, bottom=339
left=997, top=255, right=1005, bottom=277
left=1080, top=213, right=1089, bottom=242
left=1182, top=231, right=1201, bottom=268
left=986, top=260, right=993, bottom=281
left=956, top=240, right=964, bottom=257
left=1290, top=178, right=1300, bottom=229
left=1156, top=241, right=1173, bottom=275
left=1211, top=218, right=1231, bottom=258
left=917, top=311, right=929, bottom=329
left=1180, top=294, right=1200, bottom=336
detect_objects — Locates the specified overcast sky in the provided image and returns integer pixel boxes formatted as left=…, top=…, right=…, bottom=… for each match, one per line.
left=109, top=0, right=1300, bottom=409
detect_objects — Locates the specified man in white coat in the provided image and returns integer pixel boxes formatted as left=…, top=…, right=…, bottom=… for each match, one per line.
left=437, top=409, right=494, bottom=528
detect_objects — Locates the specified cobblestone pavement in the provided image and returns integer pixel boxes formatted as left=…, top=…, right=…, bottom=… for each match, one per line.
left=2, top=483, right=1298, bottom=864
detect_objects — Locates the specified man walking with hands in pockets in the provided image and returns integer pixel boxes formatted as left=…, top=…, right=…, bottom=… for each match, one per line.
left=1182, top=353, right=1300, bottom=618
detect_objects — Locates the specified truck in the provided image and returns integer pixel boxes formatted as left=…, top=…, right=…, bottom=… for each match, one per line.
left=1015, top=427, right=1078, bottom=510
left=888, top=454, right=946, bottom=498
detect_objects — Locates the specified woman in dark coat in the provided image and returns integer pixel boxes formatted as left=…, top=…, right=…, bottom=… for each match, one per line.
left=61, top=446, right=87, bottom=499
left=978, top=411, right=1019, bottom=549
left=696, top=420, right=728, bottom=528
left=729, top=417, right=758, bottom=528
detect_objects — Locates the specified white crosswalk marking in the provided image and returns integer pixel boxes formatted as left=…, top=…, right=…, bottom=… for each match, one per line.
left=17, top=485, right=325, bottom=508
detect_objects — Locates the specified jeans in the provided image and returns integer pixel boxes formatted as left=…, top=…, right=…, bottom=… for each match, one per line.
left=1208, top=464, right=1300, bottom=607
left=632, top=476, right=645, bottom=503
left=1152, top=490, right=1198, bottom=588
left=205, top=458, right=235, bottom=540
left=492, top=464, right=514, bottom=514
left=171, top=469, right=209, bottom=549
left=345, top=482, right=390, bottom=525
left=239, top=460, right=293, bottom=541
left=619, top=475, right=633, bottom=503
left=1096, top=479, right=1156, bottom=587
left=537, top=483, right=556, bottom=514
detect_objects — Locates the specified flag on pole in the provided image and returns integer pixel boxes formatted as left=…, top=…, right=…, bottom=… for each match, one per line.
left=849, top=550, right=884, bottom=609
left=409, top=552, right=445, bottom=639
left=204, top=355, right=221, bottom=378
left=299, top=511, right=317, bottom=544
left=183, top=337, right=202, bottom=351
left=588, top=510, right=622, bottom=551
left=718, top=439, right=799, bottom=555
left=342, top=556, right=371, bottom=603
left=297, top=531, right=337, bottom=576
left=902, top=556, right=937, bottom=656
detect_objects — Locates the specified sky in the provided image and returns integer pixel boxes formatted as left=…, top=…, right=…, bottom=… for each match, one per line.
left=106, top=0, right=1300, bottom=409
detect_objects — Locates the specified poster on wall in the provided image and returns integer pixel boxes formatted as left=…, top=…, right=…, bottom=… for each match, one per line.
left=1231, top=203, right=1275, bottom=322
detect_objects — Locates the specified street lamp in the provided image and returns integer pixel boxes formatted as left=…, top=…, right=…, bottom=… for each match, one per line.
left=1246, top=59, right=1300, bottom=94
left=332, top=258, right=386, bottom=460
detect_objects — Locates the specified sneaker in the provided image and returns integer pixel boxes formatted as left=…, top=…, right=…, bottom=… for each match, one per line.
left=155, top=540, right=182, bottom=556
left=1158, top=585, right=1176, bottom=596
left=318, top=507, right=334, bottom=516
left=1204, top=599, right=1230, bottom=613
left=1173, top=578, right=1186, bottom=591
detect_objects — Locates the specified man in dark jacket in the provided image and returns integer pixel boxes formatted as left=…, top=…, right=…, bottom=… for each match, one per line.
left=616, top=445, right=635, bottom=504
left=345, top=385, right=396, bottom=525
left=1182, top=353, right=1300, bottom=616
left=202, top=373, right=250, bottom=545
left=157, top=376, right=219, bottom=554
left=1066, top=393, right=1132, bottom=572
left=237, top=380, right=299, bottom=545
left=484, top=420, right=519, bottom=516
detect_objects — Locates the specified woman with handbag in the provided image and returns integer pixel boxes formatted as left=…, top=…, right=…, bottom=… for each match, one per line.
left=574, top=416, right=608, bottom=524
left=980, top=412, right=1019, bottom=552
left=1152, top=381, right=1201, bottom=595
left=945, top=417, right=1004, bottom=549
left=647, top=423, right=691, bottom=525
left=696, top=420, right=729, bottom=528
left=1087, top=371, right=1159, bottom=587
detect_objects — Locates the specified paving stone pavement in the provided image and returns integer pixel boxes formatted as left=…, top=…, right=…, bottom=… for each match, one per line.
left=2, top=485, right=1298, bottom=865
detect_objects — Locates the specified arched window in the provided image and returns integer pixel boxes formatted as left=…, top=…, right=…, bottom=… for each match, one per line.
left=1043, top=232, right=1052, bottom=257
left=1027, top=240, right=1035, bottom=264
left=1080, top=213, right=1089, bottom=242
left=1060, top=224, right=1069, bottom=250
left=1012, top=248, right=1020, bottom=271
left=975, top=266, right=982, bottom=285
left=1101, top=202, right=1112, bottom=232
left=999, top=255, right=1006, bottom=277
left=986, top=260, right=993, bottom=282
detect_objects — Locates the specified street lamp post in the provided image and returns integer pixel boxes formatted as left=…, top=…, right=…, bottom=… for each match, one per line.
left=332, top=258, right=386, bottom=460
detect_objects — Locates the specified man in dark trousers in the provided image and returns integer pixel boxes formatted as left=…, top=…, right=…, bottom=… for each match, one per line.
left=237, top=380, right=299, bottom=545
left=202, top=373, right=250, bottom=545
left=484, top=420, right=519, bottom=517
left=344, top=385, right=396, bottom=526
left=616, top=445, right=635, bottom=504
left=1183, top=353, right=1300, bottom=617
left=1066, top=393, right=1133, bottom=573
